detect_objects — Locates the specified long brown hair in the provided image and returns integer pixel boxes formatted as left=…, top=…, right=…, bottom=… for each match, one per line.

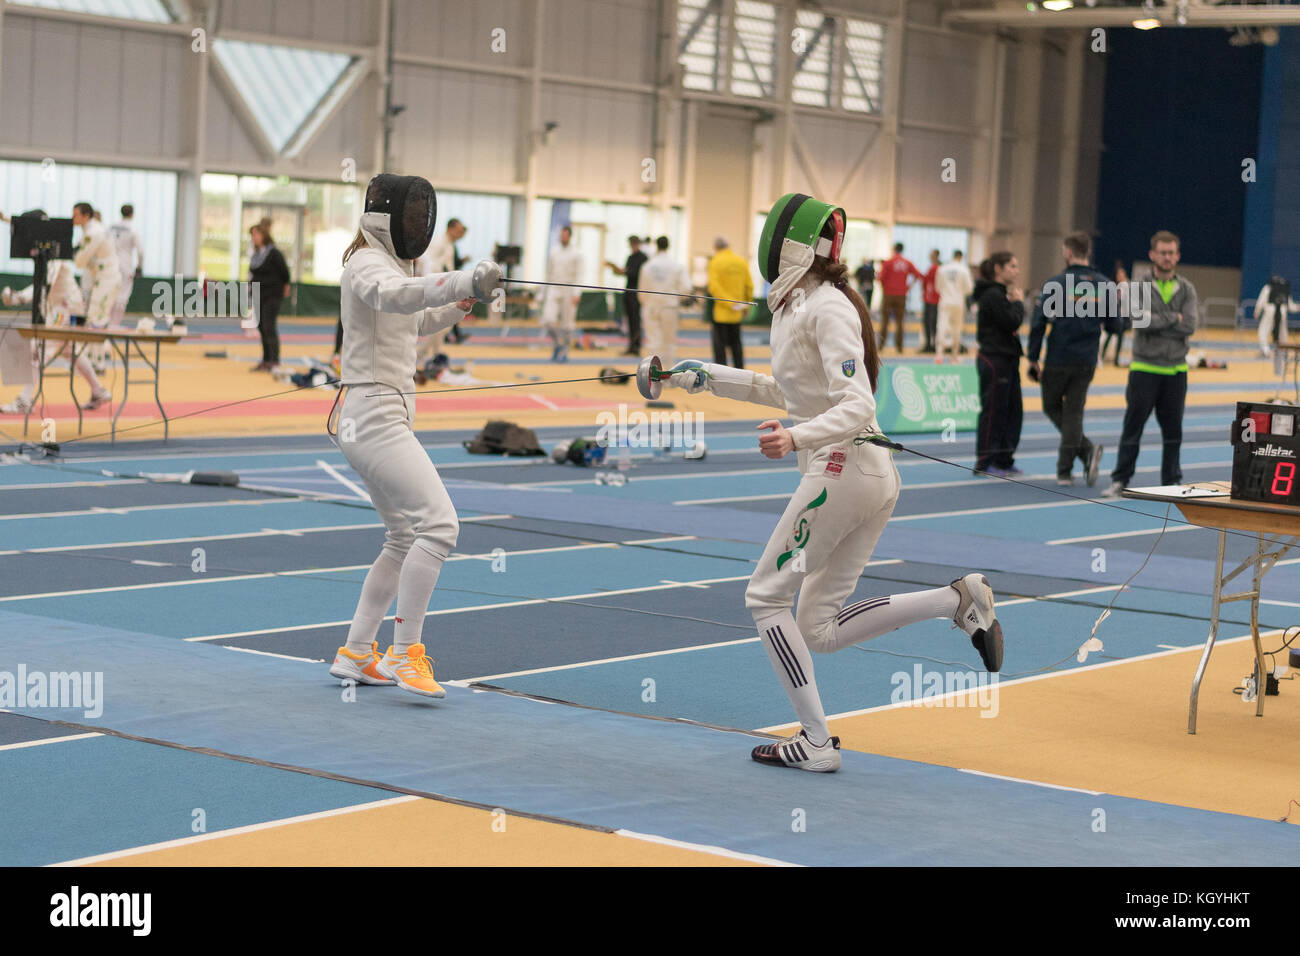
left=808, top=257, right=880, bottom=393
left=342, top=228, right=366, bottom=266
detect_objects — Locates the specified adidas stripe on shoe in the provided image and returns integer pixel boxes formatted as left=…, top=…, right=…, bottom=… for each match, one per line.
left=751, top=730, right=842, bottom=773
left=950, top=572, right=1004, bottom=672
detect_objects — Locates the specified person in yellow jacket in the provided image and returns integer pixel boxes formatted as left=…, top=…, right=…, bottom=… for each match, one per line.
left=706, top=237, right=753, bottom=368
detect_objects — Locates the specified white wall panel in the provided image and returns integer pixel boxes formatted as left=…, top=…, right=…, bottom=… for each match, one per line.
left=534, top=83, right=653, bottom=198
left=221, top=0, right=380, bottom=47
left=900, top=30, right=983, bottom=129
left=391, top=65, right=523, bottom=186
left=0, top=18, right=37, bottom=143
left=897, top=127, right=976, bottom=221
left=393, top=0, right=532, bottom=67
left=203, top=74, right=268, bottom=168
left=789, top=113, right=884, bottom=215
left=542, top=0, right=656, bottom=86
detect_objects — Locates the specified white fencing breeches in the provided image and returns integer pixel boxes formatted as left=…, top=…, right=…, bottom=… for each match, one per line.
left=937, top=302, right=966, bottom=357
left=1259, top=303, right=1289, bottom=355
left=746, top=439, right=901, bottom=650
left=338, top=387, right=459, bottom=651
left=110, top=273, right=132, bottom=325
left=641, top=301, right=679, bottom=369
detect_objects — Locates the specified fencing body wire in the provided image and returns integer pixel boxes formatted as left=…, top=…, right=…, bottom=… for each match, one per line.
left=3, top=363, right=1285, bottom=680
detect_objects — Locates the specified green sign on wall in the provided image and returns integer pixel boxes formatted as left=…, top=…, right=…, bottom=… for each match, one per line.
left=875, top=362, right=982, bottom=433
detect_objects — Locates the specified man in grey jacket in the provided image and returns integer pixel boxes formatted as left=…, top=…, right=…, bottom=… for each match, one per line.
left=1102, top=231, right=1199, bottom=496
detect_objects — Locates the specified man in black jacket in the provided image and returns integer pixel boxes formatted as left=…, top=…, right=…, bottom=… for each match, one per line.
left=1027, top=232, right=1125, bottom=487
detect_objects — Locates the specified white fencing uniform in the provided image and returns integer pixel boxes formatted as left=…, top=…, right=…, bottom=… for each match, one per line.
left=639, top=250, right=691, bottom=369
left=1, top=262, right=106, bottom=404
left=107, top=218, right=143, bottom=325
left=1255, top=282, right=1297, bottom=358
left=541, top=241, right=583, bottom=352
left=935, top=259, right=973, bottom=360
left=415, top=231, right=456, bottom=361
left=74, top=218, right=120, bottom=368
left=335, top=212, right=475, bottom=652
left=683, top=275, right=967, bottom=747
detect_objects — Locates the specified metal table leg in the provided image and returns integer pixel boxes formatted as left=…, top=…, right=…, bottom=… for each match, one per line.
left=67, top=340, right=84, bottom=436
left=1188, top=529, right=1227, bottom=734
left=110, top=335, right=129, bottom=443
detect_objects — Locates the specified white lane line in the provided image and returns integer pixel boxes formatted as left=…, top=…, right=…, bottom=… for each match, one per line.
left=188, top=574, right=759, bottom=643
left=529, top=393, right=560, bottom=411
left=660, top=579, right=711, bottom=589
left=0, top=732, right=103, bottom=752
left=0, top=514, right=514, bottom=557
left=0, top=479, right=148, bottom=490
left=220, top=646, right=324, bottom=664
left=1047, top=525, right=1203, bottom=545
left=890, top=499, right=1093, bottom=521
left=458, top=582, right=1124, bottom=685
left=316, top=459, right=371, bottom=502
left=130, top=560, right=170, bottom=567
left=613, top=829, right=796, bottom=867
left=0, top=538, right=657, bottom=603
left=47, top=797, right=419, bottom=866
left=0, top=497, right=280, bottom=522
left=956, top=768, right=1104, bottom=795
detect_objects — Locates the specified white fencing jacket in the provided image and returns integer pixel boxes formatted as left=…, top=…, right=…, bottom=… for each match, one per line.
left=75, top=218, right=119, bottom=281
left=936, top=260, right=973, bottom=307
left=339, top=213, right=473, bottom=392
left=638, top=251, right=691, bottom=306
left=704, top=279, right=879, bottom=469
left=9, top=261, right=85, bottom=323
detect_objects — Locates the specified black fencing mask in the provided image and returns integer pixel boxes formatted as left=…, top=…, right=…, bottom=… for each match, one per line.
left=364, top=174, right=436, bottom=260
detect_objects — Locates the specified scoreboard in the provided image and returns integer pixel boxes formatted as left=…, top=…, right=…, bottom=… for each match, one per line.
left=1231, top=401, right=1300, bottom=504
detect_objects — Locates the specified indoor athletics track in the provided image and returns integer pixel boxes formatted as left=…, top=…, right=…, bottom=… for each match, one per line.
left=4, top=393, right=1300, bottom=866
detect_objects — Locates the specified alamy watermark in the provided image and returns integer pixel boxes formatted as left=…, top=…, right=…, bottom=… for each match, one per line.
left=151, top=276, right=256, bottom=319
left=1040, top=275, right=1152, bottom=327
left=890, top=664, right=999, bottom=717
left=595, top=404, right=704, bottom=449
left=0, top=665, right=103, bottom=718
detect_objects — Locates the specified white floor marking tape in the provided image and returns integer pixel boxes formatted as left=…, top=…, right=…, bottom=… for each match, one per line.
left=0, top=732, right=103, bottom=752
left=47, top=797, right=420, bottom=866
left=613, top=829, right=797, bottom=866
left=956, top=768, right=1104, bottom=795
left=316, top=459, right=371, bottom=502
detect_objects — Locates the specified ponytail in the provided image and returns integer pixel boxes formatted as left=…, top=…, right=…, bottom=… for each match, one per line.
left=342, top=228, right=367, bottom=267
left=811, top=258, right=880, bottom=393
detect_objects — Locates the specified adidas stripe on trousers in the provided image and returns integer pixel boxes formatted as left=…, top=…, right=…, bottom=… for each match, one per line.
left=747, top=438, right=958, bottom=743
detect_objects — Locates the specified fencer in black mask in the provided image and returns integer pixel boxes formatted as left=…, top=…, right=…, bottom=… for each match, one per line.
left=364, top=174, right=437, bottom=261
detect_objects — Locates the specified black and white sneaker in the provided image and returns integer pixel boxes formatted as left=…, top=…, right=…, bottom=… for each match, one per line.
left=950, top=572, right=1004, bottom=672
left=1086, top=444, right=1104, bottom=487
left=751, top=730, right=842, bottom=773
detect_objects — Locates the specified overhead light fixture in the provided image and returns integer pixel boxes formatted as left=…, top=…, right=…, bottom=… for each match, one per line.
left=1085, top=0, right=1097, bottom=6
left=1133, top=17, right=1161, bottom=30
left=1260, top=26, right=1280, bottom=46
left=1042, top=0, right=1073, bottom=10
left=1175, top=0, right=1188, bottom=25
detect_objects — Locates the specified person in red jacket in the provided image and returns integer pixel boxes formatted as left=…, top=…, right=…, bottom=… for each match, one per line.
left=921, top=248, right=941, bottom=353
left=878, top=242, right=923, bottom=353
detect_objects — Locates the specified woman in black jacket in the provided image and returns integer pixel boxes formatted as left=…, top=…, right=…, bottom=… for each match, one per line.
left=973, top=251, right=1027, bottom=476
left=249, top=223, right=291, bottom=371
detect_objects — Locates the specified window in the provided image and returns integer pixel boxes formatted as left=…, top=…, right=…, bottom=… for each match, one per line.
left=842, top=19, right=885, bottom=114
left=0, top=159, right=177, bottom=275
left=212, top=39, right=356, bottom=154
left=7, top=0, right=173, bottom=23
left=792, top=10, right=835, bottom=108
left=731, top=1, right=776, bottom=99
left=678, top=0, right=725, bottom=93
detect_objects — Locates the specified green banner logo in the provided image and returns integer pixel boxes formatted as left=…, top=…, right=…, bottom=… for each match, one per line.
left=875, top=364, right=981, bottom=433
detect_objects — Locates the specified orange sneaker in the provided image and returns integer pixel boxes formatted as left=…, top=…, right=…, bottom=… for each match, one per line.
left=378, top=643, right=445, bottom=699
left=329, top=642, right=396, bottom=686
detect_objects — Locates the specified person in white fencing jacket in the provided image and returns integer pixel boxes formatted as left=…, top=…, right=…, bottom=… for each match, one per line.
left=327, top=174, right=502, bottom=700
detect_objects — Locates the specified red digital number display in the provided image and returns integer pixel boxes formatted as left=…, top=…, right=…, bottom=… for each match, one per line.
left=1272, top=461, right=1295, bottom=497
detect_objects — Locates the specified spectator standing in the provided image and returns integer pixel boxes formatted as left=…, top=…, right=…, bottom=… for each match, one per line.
left=248, top=222, right=291, bottom=372
left=638, top=236, right=691, bottom=370
left=935, top=250, right=973, bottom=363
left=706, top=236, right=752, bottom=368
left=854, top=258, right=875, bottom=307
left=541, top=225, right=583, bottom=362
left=1103, top=231, right=1199, bottom=496
left=107, top=204, right=144, bottom=325
left=878, top=242, right=922, bottom=353
left=606, top=235, right=647, bottom=356
left=1026, top=232, right=1122, bottom=487
left=973, top=251, right=1027, bottom=477
left=920, top=248, right=941, bottom=353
